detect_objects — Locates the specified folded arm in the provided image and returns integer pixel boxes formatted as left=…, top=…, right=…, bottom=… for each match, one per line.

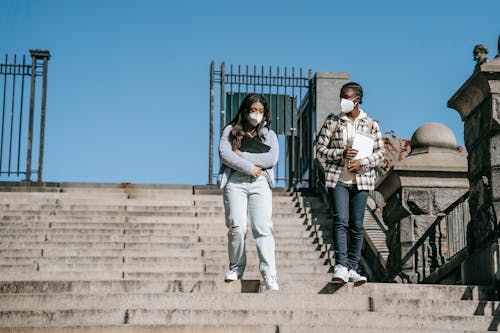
left=239, top=129, right=279, bottom=169
left=218, top=125, right=256, bottom=175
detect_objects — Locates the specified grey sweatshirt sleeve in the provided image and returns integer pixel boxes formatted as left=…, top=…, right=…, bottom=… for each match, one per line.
left=240, top=129, right=279, bottom=169
left=218, top=125, right=256, bottom=175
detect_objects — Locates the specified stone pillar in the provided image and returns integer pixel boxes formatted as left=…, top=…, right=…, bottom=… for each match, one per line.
left=313, top=72, right=349, bottom=127
left=376, top=123, right=468, bottom=283
left=448, top=40, right=500, bottom=286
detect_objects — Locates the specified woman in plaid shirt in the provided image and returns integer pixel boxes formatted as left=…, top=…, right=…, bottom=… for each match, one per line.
left=316, top=82, right=385, bottom=285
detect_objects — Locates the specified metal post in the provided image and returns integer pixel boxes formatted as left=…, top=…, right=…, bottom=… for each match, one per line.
left=208, top=61, right=215, bottom=184
left=25, top=53, right=37, bottom=182
left=37, top=52, right=50, bottom=182
left=220, top=62, right=225, bottom=133
left=289, top=68, right=296, bottom=189
left=0, top=54, right=7, bottom=174
left=307, top=68, right=313, bottom=189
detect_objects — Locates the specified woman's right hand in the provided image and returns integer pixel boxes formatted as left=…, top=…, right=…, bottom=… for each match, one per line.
left=250, top=166, right=262, bottom=178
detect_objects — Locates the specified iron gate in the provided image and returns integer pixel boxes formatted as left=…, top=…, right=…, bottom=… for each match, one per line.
left=0, top=49, right=50, bottom=182
left=208, top=61, right=312, bottom=187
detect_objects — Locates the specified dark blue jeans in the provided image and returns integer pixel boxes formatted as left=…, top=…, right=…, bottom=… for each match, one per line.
left=328, top=182, right=368, bottom=271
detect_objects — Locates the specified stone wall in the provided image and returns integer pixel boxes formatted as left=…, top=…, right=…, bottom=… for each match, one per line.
left=448, top=40, right=500, bottom=286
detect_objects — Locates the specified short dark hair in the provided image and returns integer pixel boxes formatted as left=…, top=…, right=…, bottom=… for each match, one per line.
left=341, top=82, right=363, bottom=104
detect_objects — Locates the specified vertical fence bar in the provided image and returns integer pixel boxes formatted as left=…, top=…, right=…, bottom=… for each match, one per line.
left=307, top=68, right=313, bottom=187
left=0, top=54, right=7, bottom=174
left=17, top=55, right=26, bottom=176
left=208, top=61, right=215, bottom=184
left=220, top=62, right=226, bottom=134
left=8, top=55, right=17, bottom=175
left=229, top=64, right=234, bottom=122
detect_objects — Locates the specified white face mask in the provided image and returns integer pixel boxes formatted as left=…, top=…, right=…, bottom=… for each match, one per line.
left=340, top=98, right=355, bottom=113
left=248, top=113, right=263, bottom=126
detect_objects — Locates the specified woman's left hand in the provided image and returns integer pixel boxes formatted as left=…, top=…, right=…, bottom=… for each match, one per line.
left=347, top=159, right=361, bottom=172
left=233, top=149, right=242, bottom=156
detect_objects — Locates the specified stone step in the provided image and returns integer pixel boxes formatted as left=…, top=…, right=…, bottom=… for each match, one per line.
left=0, top=241, right=199, bottom=250
left=0, top=324, right=487, bottom=333
left=0, top=256, right=328, bottom=270
left=0, top=279, right=490, bottom=300
left=0, top=271, right=332, bottom=282
left=0, top=256, right=219, bottom=265
left=1, top=215, right=312, bottom=225
left=0, top=248, right=203, bottom=258
left=0, top=262, right=329, bottom=275
left=0, top=203, right=328, bottom=215
left=1, top=292, right=498, bottom=318
left=0, top=219, right=313, bottom=230
left=0, top=279, right=332, bottom=294
left=0, top=187, right=317, bottom=200
left=0, top=228, right=320, bottom=242
left=0, top=306, right=495, bottom=330
left=377, top=297, right=500, bottom=317
left=0, top=234, right=201, bottom=243
left=0, top=324, right=280, bottom=333
left=0, top=293, right=370, bottom=312
left=0, top=241, right=326, bottom=255
left=0, top=196, right=326, bottom=208
left=202, top=248, right=328, bottom=259
left=0, top=234, right=316, bottom=251
left=322, top=282, right=493, bottom=301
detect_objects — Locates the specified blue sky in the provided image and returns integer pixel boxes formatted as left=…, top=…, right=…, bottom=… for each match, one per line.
left=1, top=0, right=499, bottom=185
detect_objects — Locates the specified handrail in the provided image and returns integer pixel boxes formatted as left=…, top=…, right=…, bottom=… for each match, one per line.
left=397, top=190, right=470, bottom=282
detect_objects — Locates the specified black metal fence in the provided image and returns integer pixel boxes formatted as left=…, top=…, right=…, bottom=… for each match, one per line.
left=208, top=61, right=312, bottom=187
left=0, top=49, right=50, bottom=182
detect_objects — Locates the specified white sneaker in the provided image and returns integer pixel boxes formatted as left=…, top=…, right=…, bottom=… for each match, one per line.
left=224, top=270, right=239, bottom=282
left=264, top=276, right=279, bottom=291
left=332, top=264, right=349, bottom=283
left=348, top=269, right=367, bottom=286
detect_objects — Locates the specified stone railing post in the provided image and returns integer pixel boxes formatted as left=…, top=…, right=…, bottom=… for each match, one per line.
left=376, top=123, right=468, bottom=282
left=448, top=37, right=500, bottom=286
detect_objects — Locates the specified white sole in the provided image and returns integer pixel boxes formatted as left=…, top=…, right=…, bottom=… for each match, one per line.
left=331, top=277, right=348, bottom=284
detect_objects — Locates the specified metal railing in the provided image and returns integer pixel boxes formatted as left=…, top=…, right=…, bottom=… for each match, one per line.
left=0, top=50, right=50, bottom=182
left=397, top=191, right=470, bottom=283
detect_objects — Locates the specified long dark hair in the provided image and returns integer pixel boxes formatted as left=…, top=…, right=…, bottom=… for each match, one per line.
left=228, top=93, right=272, bottom=147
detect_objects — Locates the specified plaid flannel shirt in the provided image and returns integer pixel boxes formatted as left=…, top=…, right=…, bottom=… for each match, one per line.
left=316, top=112, right=385, bottom=190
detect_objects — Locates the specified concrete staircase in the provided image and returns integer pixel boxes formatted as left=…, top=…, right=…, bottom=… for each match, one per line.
left=0, top=182, right=498, bottom=332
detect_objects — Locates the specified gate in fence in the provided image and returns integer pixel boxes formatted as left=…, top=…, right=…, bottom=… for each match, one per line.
left=0, top=49, right=50, bottom=182
left=208, top=61, right=312, bottom=187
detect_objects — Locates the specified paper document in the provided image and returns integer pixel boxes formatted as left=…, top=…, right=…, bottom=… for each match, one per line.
left=352, top=132, right=374, bottom=159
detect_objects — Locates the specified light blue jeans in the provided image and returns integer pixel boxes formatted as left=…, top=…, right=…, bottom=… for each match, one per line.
left=223, top=171, right=276, bottom=280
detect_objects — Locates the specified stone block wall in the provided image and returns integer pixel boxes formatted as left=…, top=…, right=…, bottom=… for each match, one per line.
left=448, top=43, right=500, bottom=286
